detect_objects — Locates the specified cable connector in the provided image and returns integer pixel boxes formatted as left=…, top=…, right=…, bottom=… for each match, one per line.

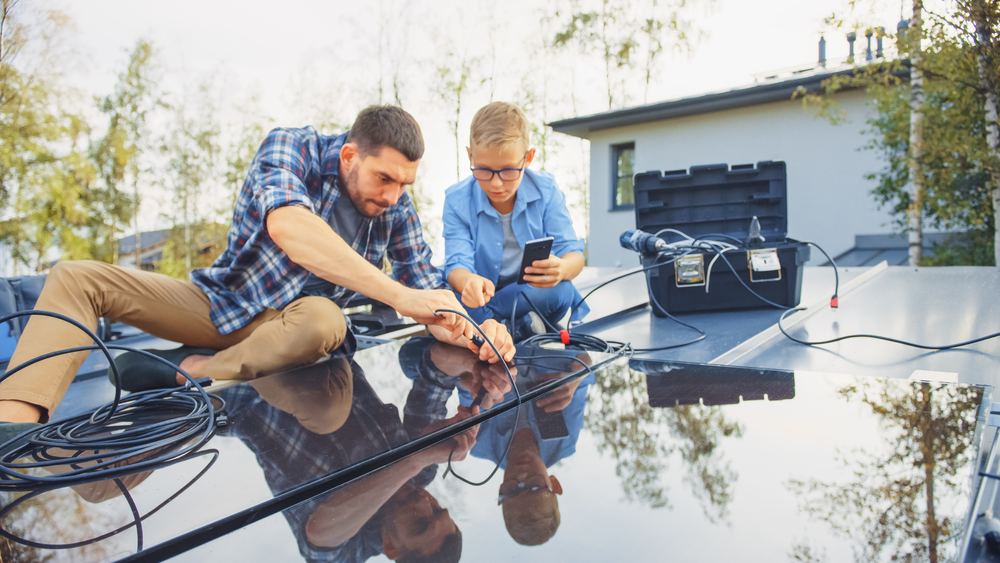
left=830, top=296, right=839, bottom=309
left=215, top=413, right=229, bottom=427
left=560, top=330, right=570, bottom=345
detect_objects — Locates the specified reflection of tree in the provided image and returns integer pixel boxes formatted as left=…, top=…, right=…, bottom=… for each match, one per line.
left=788, top=380, right=982, bottom=563
left=584, top=362, right=743, bottom=522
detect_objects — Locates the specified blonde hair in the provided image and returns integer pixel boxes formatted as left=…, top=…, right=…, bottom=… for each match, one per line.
left=469, top=102, right=530, bottom=155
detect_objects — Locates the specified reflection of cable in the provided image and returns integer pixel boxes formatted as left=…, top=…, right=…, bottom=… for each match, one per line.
left=0, top=448, right=218, bottom=552
left=432, top=308, right=520, bottom=487
left=444, top=354, right=592, bottom=487
left=0, top=310, right=223, bottom=490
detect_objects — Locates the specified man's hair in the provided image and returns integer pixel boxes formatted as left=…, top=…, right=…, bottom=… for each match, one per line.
left=346, top=105, right=424, bottom=161
left=502, top=497, right=561, bottom=546
left=469, top=101, right=530, bottom=155
left=396, top=531, right=462, bottom=563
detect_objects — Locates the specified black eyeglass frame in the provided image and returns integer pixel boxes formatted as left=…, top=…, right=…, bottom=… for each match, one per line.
left=470, top=153, right=528, bottom=182
left=496, top=474, right=551, bottom=505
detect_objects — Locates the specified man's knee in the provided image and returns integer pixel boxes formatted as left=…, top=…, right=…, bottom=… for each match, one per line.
left=285, top=297, right=348, bottom=354
left=46, top=260, right=106, bottom=290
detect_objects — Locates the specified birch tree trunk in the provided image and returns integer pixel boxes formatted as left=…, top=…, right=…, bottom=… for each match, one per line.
left=908, top=0, right=925, bottom=266
left=974, top=1, right=1000, bottom=267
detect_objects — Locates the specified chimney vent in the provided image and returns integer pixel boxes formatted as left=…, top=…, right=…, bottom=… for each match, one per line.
left=847, top=32, right=857, bottom=62
left=818, top=36, right=827, bottom=67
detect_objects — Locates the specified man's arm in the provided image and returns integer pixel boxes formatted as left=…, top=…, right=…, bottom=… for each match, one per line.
left=267, top=206, right=468, bottom=339
left=305, top=409, right=479, bottom=548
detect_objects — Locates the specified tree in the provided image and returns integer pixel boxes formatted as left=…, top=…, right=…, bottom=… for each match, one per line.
left=584, top=362, right=744, bottom=522
left=433, top=45, right=479, bottom=182
left=551, top=0, right=712, bottom=111
left=908, top=1, right=927, bottom=265
left=788, top=379, right=981, bottom=563
left=91, top=39, right=161, bottom=266
left=800, top=1, right=1000, bottom=266
left=157, top=79, right=221, bottom=276
left=0, top=2, right=92, bottom=273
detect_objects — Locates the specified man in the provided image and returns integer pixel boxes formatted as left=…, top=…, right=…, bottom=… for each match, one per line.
left=218, top=353, right=474, bottom=563
left=0, top=105, right=513, bottom=437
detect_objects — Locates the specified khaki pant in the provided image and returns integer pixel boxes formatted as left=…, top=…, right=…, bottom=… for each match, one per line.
left=1, top=260, right=347, bottom=419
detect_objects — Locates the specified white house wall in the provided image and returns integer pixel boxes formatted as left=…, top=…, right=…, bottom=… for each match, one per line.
left=585, top=89, right=894, bottom=268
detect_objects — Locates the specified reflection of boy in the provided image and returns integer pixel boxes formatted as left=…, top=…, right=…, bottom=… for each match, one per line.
left=443, top=102, right=589, bottom=341
left=468, top=368, right=593, bottom=546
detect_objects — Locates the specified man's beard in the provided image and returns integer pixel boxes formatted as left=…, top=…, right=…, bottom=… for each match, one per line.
left=338, top=166, right=381, bottom=219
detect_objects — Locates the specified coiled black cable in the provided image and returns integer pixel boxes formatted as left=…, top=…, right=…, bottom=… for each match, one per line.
left=0, top=310, right=224, bottom=490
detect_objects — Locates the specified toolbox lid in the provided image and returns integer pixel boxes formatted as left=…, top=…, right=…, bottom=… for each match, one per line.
left=633, top=161, right=788, bottom=243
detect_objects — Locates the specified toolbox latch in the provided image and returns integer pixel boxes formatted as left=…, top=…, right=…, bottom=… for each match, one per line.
left=675, top=254, right=706, bottom=287
left=748, top=249, right=781, bottom=283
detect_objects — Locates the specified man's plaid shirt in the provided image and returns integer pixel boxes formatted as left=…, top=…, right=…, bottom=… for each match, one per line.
left=190, top=126, right=445, bottom=335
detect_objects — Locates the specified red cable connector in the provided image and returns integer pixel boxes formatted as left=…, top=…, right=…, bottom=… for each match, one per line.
left=830, top=296, right=839, bottom=309
left=560, top=329, right=570, bottom=345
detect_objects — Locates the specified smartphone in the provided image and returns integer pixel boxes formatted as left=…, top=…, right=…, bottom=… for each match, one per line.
left=517, top=237, right=554, bottom=285
left=528, top=379, right=570, bottom=440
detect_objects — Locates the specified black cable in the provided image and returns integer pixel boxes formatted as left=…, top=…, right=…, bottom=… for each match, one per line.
left=444, top=354, right=593, bottom=487
left=0, top=448, right=218, bottom=551
left=777, top=306, right=1000, bottom=350
left=431, top=308, right=522, bottom=487
left=629, top=270, right=707, bottom=353
left=0, top=310, right=223, bottom=490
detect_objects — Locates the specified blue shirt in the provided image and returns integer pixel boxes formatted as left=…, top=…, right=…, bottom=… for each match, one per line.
left=190, top=127, right=444, bottom=335
left=442, top=169, right=585, bottom=285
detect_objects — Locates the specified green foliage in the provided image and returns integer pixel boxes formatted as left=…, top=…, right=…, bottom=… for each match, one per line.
left=0, top=3, right=93, bottom=272
left=551, top=0, right=712, bottom=109
left=788, top=380, right=981, bottom=562
left=801, top=4, right=999, bottom=266
left=584, top=362, right=743, bottom=522
left=90, top=39, right=162, bottom=264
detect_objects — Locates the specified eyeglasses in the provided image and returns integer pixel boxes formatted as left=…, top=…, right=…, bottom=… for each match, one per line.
left=471, top=153, right=527, bottom=182
left=497, top=475, right=550, bottom=505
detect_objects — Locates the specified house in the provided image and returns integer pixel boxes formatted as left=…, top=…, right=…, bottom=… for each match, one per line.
left=117, top=228, right=224, bottom=270
left=549, top=64, right=908, bottom=269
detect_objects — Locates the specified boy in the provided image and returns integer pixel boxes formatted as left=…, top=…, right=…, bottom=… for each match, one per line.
left=442, top=102, right=588, bottom=341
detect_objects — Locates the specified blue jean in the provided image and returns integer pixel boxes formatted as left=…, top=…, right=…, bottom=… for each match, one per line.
left=459, top=280, right=587, bottom=328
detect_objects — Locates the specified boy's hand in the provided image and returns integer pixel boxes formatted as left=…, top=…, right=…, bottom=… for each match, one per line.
left=523, top=254, right=567, bottom=289
left=460, top=274, right=495, bottom=308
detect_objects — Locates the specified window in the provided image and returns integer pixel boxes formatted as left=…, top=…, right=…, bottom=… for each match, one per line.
left=612, top=143, right=635, bottom=210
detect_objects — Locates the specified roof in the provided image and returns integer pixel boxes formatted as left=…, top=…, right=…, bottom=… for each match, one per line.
left=548, top=64, right=908, bottom=139
left=831, top=232, right=956, bottom=267
left=117, top=229, right=170, bottom=254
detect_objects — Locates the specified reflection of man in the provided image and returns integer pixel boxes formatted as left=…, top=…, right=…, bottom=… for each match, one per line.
left=468, top=353, right=592, bottom=546
left=0, top=105, right=512, bottom=441
left=217, top=355, right=477, bottom=562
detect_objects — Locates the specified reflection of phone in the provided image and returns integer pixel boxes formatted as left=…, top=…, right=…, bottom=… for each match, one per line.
left=528, top=380, right=570, bottom=439
left=517, top=237, right=554, bottom=285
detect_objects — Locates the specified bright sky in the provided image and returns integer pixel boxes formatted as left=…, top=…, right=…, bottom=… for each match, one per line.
left=39, top=0, right=914, bottom=243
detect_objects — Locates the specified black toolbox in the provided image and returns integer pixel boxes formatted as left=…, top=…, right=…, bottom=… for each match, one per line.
left=632, top=161, right=810, bottom=317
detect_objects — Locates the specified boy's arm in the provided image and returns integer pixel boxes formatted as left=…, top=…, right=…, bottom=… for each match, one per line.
left=448, top=268, right=495, bottom=308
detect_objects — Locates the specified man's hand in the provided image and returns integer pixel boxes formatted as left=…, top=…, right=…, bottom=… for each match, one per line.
left=460, top=362, right=516, bottom=410
left=459, top=274, right=495, bottom=309
left=523, top=254, right=567, bottom=288
left=419, top=406, right=481, bottom=465
left=468, top=319, right=515, bottom=364
left=393, top=288, right=473, bottom=341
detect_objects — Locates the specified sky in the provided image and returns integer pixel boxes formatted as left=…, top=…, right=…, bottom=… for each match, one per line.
left=28, top=0, right=918, bottom=246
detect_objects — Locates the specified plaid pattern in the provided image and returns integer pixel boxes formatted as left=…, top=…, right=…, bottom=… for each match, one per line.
left=219, top=360, right=447, bottom=562
left=190, top=126, right=444, bottom=335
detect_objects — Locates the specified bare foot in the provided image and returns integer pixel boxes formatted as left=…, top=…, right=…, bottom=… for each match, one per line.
left=175, top=354, right=213, bottom=386
left=0, top=399, right=43, bottom=423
